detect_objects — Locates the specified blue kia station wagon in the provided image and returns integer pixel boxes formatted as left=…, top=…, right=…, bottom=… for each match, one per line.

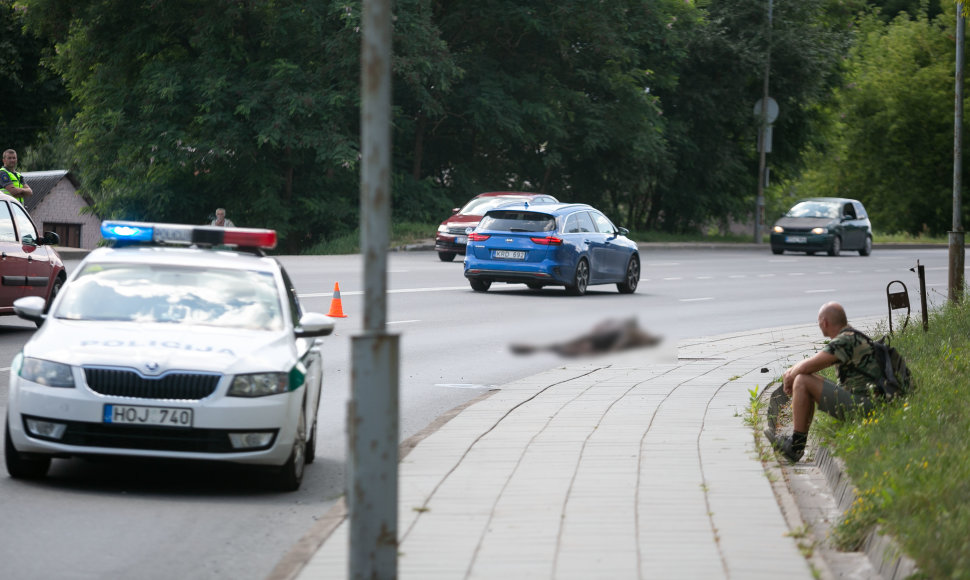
left=463, top=203, right=640, bottom=296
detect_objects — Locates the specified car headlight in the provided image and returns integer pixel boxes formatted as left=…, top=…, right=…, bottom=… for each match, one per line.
left=773, top=225, right=784, bottom=233
left=19, top=356, right=75, bottom=388
left=227, top=365, right=306, bottom=397
left=811, top=227, right=828, bottom=234
left=228, top=372, right=290, bottom=397
left=437, top=224, right=448, bottom=233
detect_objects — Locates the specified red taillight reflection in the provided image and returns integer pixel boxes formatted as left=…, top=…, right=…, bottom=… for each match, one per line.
left=468, top=232, right=490, bottom=241
left=530, top=236, right=563, bottom=245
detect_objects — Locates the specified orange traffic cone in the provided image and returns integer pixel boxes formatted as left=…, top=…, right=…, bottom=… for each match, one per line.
left=327, top=282, right=348, bottom=318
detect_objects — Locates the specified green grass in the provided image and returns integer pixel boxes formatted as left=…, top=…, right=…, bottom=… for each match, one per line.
left=811, top=298, right=970, bottom=578
left=302, top=221, right=437, bottom=255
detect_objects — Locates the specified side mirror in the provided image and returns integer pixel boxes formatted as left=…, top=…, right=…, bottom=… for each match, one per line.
left=618, top=227, right=630, bottom=236
left=294, top=312, right=335, bottom=338
left=42, top=231, right=61, bottom=245
left=14, top=296, right=47, bottom=325
left=452, top=207, right=460, bottom=214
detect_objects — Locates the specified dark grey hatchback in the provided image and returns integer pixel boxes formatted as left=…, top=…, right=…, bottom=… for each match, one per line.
left=770, top=197, right=873, bottom=256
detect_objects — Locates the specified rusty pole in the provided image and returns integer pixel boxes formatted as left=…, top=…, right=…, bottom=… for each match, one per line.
left=952, top=4, right=966, bottom=304
left=350, top=0, right=399, bottom=578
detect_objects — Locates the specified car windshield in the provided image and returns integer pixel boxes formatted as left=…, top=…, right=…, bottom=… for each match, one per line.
left=53, top=263, right=284, bottom=330
left=459, top=196, right=535, bottom=216
left=478, top=210, right=557, bottom=233
left=786, top=201, right=840, bottom=219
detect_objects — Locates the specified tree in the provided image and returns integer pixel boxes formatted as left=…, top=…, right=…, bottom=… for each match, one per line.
left=0, top=1, right=67, bottom=161
left=795, top=5, right=966, bottom=235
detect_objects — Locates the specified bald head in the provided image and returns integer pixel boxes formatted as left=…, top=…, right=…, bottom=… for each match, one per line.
left=817, top=302, right=847, bottom=337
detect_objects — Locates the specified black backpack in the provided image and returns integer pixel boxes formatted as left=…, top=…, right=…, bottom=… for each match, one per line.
left=856, top=331, right=914, bottom=399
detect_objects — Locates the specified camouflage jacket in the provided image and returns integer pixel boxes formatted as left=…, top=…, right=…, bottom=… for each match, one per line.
left=822, top=327, right=883, bottom=397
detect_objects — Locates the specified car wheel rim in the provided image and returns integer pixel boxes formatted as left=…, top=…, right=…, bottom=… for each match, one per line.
left=578, top=262, right=589, bottom=293
left=628, top=260, right=639, bottom=289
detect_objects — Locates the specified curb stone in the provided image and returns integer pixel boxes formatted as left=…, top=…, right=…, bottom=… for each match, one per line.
left=758, top=384, right=919, bottom=579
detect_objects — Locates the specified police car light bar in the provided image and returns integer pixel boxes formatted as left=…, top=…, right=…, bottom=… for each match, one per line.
left=101, top=221, right=277, bottom=250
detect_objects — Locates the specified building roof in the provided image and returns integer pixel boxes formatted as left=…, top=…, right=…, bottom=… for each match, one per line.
left=21, top=170, right=83, bottom=212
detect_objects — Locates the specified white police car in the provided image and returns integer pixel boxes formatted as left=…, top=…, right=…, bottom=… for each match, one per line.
left=4, top=221, right=335, bottom=491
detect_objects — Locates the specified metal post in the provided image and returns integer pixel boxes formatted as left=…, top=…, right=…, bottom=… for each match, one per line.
left=755, top=0, right=773, bottom=244
left=952, top=4, right=966, bottom=304
left=350, top=0, right=399, bottom=578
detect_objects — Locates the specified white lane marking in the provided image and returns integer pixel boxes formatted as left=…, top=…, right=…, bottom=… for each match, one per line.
left=0, top=367, right=9, bottom=372
left=663, top=277, right=682, bottom=281
left=388, top=320, right=420, bottom=325
left=729, top=275, right=746, bottom=279
left=647, top=262, right=681, bottom=266
left=805, top=289, right=836, bottom=294
left=696, top=276, right=714, bottom=280
left=435, top=383, right=493, bottom=389
left=299, top=286, right=469, bottom=298
left=788, top=272, right=806, bottom=276
left=680, top=297, right=714, bottom=302
left=818, top=271, right=834, bottom=275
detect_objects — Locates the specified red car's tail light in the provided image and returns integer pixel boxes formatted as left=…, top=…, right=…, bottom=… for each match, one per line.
left=530, top=236, right=563, bottom=245
left=468, top=232, right=491, bottom=241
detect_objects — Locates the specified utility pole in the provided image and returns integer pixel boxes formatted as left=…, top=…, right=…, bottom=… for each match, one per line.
left=952, top=3, right=966, bottom=304
left=755, top=0, right=773, bottom=244
left=350, top=0, right=399, bottom=578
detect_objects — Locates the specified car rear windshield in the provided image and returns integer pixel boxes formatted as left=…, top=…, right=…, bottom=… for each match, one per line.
left=53, top=263, right=284, bottom=330
left=478, top=211, right=557, bottom=233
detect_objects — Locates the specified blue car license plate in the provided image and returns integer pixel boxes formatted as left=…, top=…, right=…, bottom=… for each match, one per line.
left=493, top=250, right=526, bottom=260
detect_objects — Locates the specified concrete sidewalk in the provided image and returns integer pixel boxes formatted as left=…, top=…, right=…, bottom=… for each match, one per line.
left=286, top=322, right=847, bottom=580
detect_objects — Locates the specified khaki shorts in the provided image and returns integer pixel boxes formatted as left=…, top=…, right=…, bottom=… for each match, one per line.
left=819, top=377, right=875, bottom=420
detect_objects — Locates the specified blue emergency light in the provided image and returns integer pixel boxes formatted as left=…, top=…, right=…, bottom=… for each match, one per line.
left=101, top=221, right=277, bottom=249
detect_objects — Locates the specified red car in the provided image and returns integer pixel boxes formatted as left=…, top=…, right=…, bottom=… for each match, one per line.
left=435, top=192, right=559, bottom=262
left=0, top=192, right=66, bottom=323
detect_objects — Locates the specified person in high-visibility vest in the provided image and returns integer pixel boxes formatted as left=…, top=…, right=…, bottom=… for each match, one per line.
left=0, top=149, right=32, bottom=204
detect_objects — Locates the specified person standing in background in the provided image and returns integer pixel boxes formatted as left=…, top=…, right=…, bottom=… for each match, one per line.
left=211, top=208, right=235, bottom=227
left=0, top=149, right=32, bottom=204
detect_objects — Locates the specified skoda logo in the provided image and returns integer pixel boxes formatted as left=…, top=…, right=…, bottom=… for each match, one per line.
left=145, top=362, right=160, bottom=372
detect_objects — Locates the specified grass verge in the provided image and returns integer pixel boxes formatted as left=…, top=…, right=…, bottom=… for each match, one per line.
left=812, top=298, right=970, bottom=578
left=302, top=221, right=436, bottom=255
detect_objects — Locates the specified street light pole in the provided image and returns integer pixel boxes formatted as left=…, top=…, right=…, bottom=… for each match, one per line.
left=755, top=0, right=773, bottom=244
left=350, top=0, right=400, bottom=578
left=951, top=3, right=966, bottom=304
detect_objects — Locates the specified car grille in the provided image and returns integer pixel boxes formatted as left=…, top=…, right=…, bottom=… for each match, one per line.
left=84, top=367, right=221, bottom=400
left=446, top=226, right=470, bottom=235
left=36, top=419, right=277, bottom=453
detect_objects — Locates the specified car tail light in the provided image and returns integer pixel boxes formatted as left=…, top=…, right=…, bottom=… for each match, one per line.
left=530, top=236, right=563, bottom=245
left=468, top=232, right=490, bottom=241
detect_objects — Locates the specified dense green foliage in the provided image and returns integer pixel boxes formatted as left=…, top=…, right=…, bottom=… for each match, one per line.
left=0, top=1, right=67, bottom=159
left=6, top=0, right=966, bottom=247
left=13, top=0, right=859, bottom=250
left=790, top=3, right=967, bottom=236
left=815, top=299, right=970, bottom=578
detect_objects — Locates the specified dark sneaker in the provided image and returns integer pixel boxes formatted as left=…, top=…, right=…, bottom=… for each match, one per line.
left=770, top=434, right=804, bottom=464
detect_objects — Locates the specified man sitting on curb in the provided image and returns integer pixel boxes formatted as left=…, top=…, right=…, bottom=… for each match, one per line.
left=769, top=301, right=883, bottom=463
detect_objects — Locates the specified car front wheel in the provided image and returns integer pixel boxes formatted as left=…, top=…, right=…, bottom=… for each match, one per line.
left=827, top=236, right=841, bottom=256
left=437, top=252, right=456, bottom=262
left=617, top=256, right=640, bottom=294
left=275, top=404, right=307, bottom=492
left=859, top=236, right=873, bottom=256
left=771, top=247, right=783, bottom=255
left=566, top=259, right=589, bottom=296
left=469, top=278, right=491, bottom=292
left=5, top=421, right=51, bottom=479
